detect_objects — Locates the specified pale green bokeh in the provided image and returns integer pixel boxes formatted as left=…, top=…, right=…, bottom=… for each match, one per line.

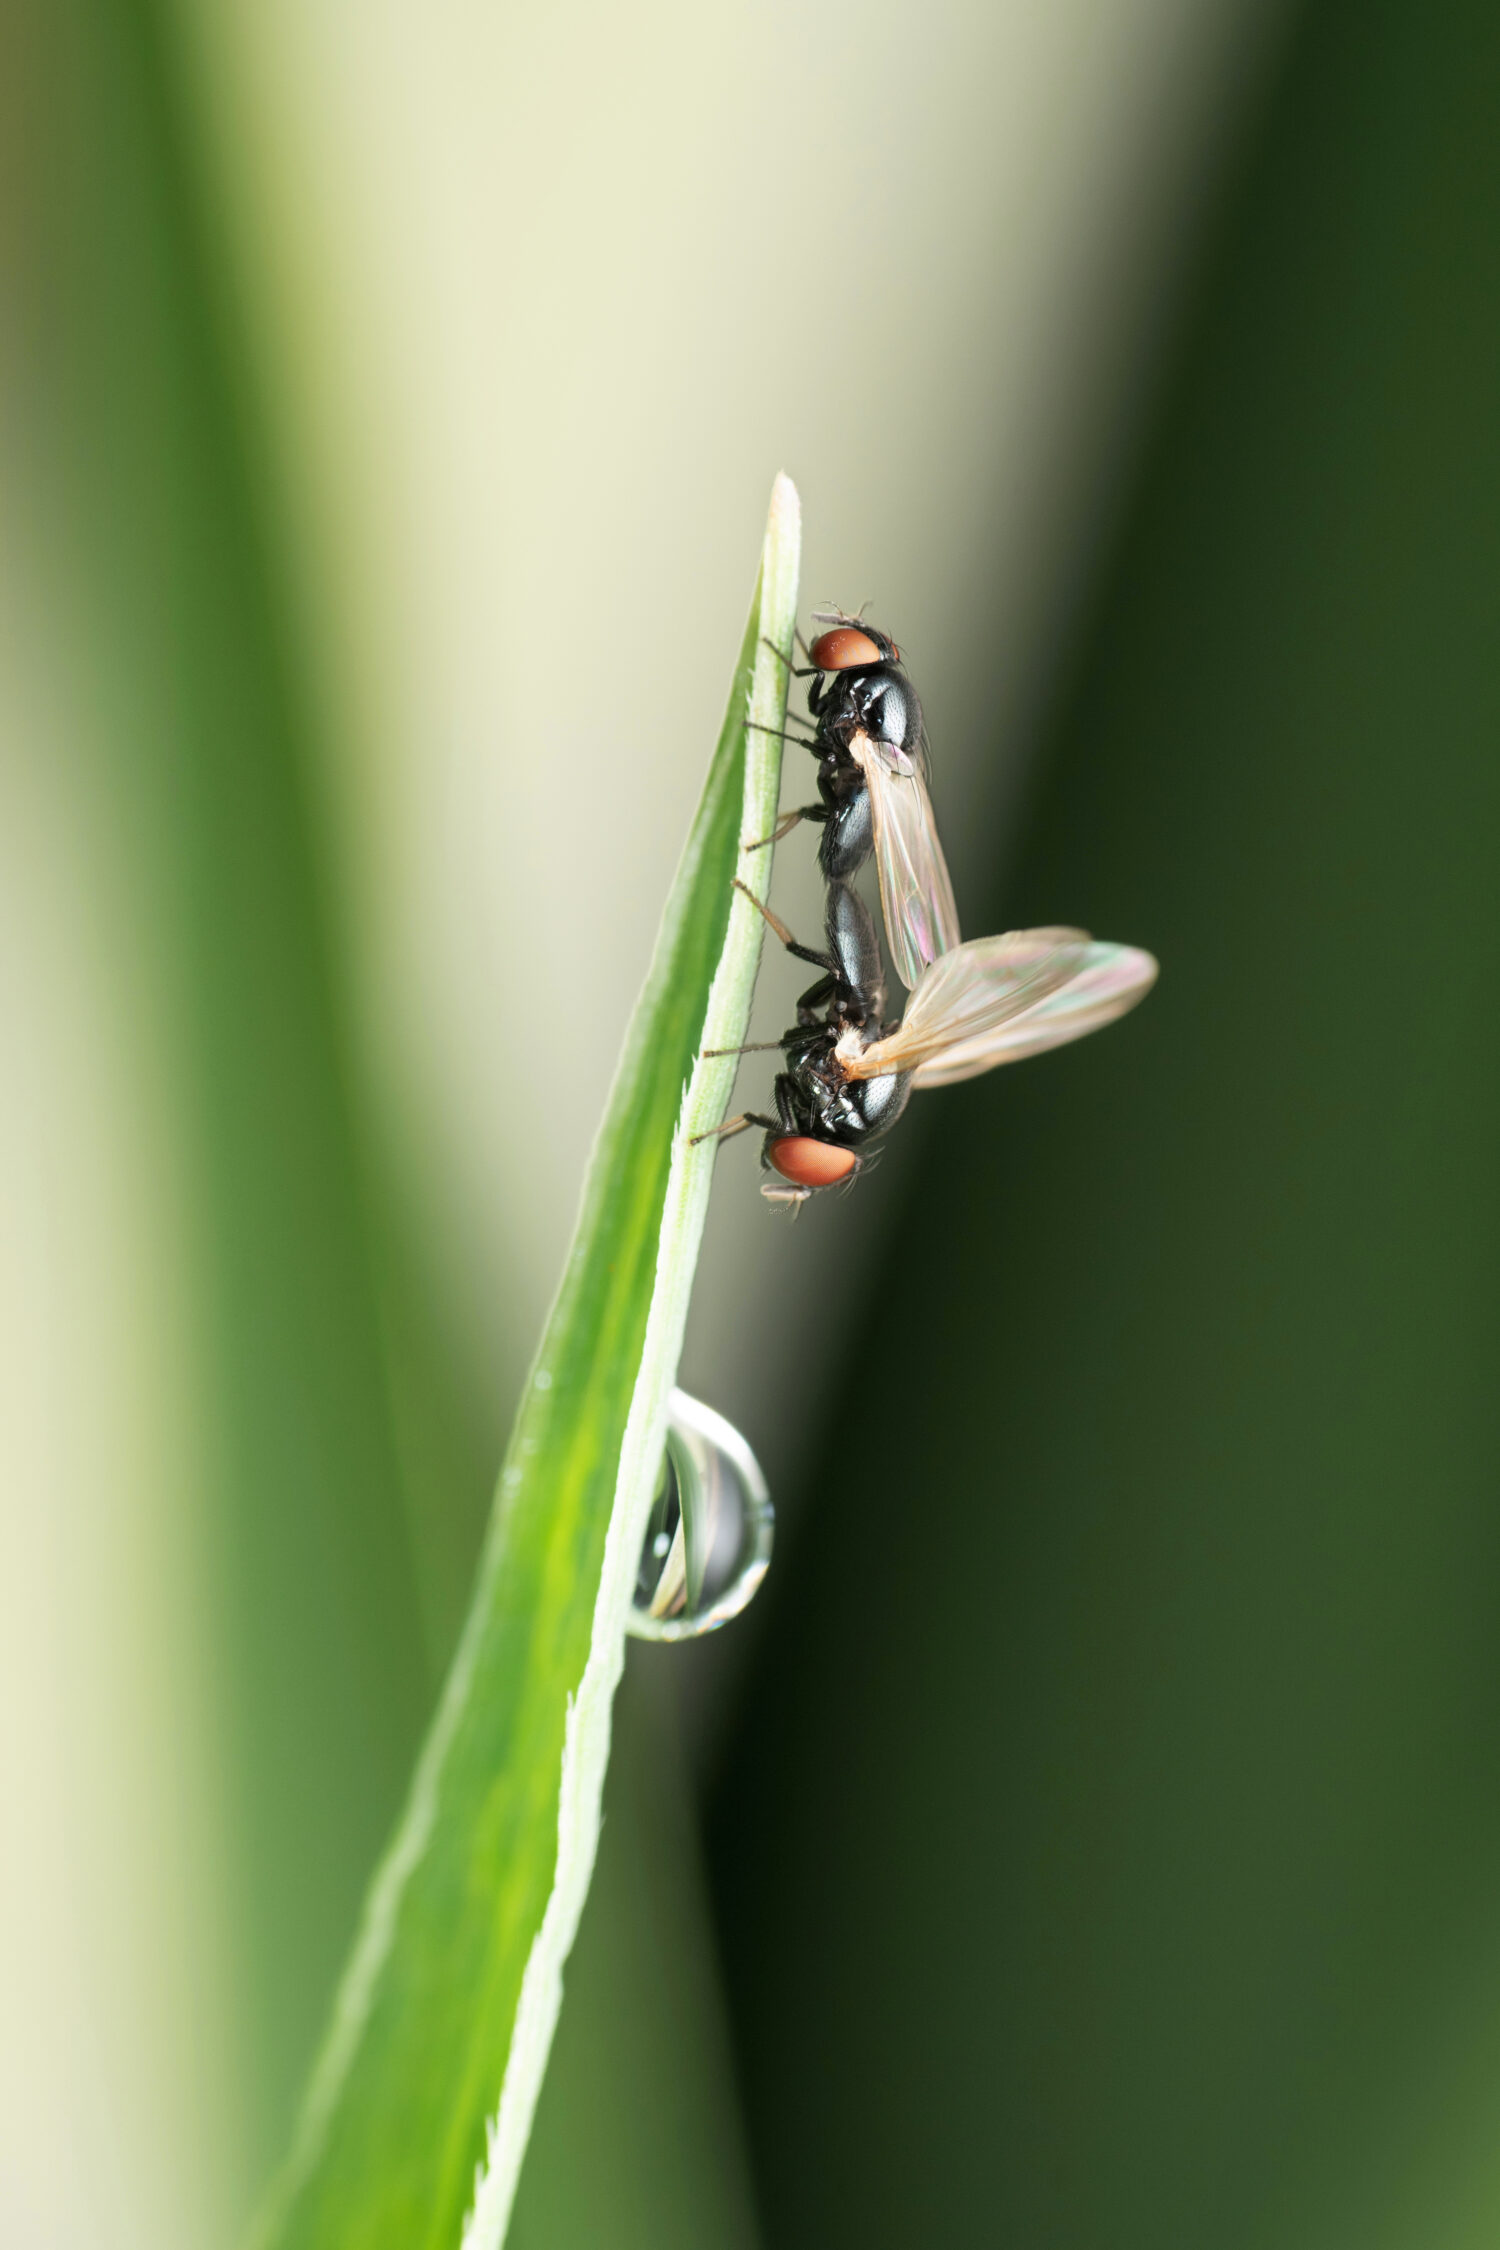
left=0, top=516, right=239, bottom=2250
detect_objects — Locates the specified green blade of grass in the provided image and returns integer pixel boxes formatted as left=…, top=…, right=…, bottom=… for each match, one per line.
left=257, top=472, right=800, bottom=2250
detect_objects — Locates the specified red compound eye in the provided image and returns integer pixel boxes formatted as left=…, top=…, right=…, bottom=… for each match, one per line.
left=809, top=626, right=885, bottom=672
left=768, top=1137, right=859, bottom=1189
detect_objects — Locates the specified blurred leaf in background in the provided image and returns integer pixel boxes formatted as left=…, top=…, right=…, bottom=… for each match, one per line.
left=708, top=1, right=1500, bottom=2246
left=2, top=0, right=437, bottom=2234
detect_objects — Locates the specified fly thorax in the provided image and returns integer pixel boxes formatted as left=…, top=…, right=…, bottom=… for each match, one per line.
left=861, top=672, right=920, bottom=755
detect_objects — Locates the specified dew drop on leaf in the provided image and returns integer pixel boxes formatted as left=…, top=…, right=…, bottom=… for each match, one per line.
left=628, top=1389, right=772, bottom=1641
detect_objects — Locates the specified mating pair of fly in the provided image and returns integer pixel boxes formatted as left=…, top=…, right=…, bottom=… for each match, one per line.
left=697, top=611, right=1158, bottom=1207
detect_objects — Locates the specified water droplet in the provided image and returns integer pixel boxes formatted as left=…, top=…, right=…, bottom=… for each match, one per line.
left=628, top=1389, right=772, bottom=1642
left=534, top=1369, right=553, bottom=1391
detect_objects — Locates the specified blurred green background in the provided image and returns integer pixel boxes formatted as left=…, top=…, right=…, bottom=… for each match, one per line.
left=5, top=0, right=1500, bottom=2243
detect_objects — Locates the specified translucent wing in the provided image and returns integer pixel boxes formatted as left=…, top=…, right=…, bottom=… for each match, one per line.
left=845, top=928, right=1092, bottom=1080
left=910, top=943, right=1158, bottom=1088
left=851, top=733, right=962, bottom=989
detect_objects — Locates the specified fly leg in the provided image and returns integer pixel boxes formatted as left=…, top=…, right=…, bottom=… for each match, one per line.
left=702, top=992, right=828, bottom=1061
left=746, top=718, right=819, bottom=747
left=771, top=1072, right=807, bottom=1133
left=791, top=969, right=836, bottom=1024
left=743, top=801, right=828, bottom=853
left=688, top=1110, right=777, bottom=1148
left=732, top=878, right=833, bottom=974
left=760, top=631, right=817, bottom=677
